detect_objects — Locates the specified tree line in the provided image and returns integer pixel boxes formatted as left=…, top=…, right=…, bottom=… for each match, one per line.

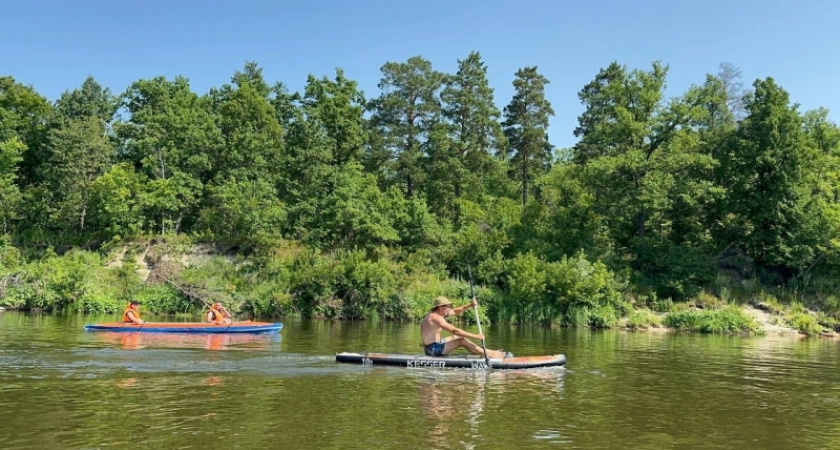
left=1, top=53, right=838, bottom=327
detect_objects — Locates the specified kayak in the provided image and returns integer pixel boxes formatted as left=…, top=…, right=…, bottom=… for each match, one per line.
left=335, top=352, right=566, bottom=370
left=84, top=321, right=283, bottom=334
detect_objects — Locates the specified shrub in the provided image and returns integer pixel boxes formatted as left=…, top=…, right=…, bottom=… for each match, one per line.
left=500, top=250, right=628, bottom=327
left=789, top=312, right=822, bottom=335
left=690, top=291, right=725, bottom=310
left=626, top=309, right=662, bottom=330
left=664, top=306, right=760, bottom=333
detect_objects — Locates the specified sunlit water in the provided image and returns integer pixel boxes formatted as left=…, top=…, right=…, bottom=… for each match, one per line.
left=0, top=312, right=838, bottom=449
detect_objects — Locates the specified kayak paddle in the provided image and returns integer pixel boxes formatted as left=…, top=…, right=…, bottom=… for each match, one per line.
left=468, top=266, right=490, bottom=367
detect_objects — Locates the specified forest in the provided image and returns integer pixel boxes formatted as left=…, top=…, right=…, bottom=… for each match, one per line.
left=1, top=53, right=838, bottom=334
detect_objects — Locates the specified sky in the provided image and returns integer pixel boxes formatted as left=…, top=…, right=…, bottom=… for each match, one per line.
left=3, top=0, right=839, bottom=149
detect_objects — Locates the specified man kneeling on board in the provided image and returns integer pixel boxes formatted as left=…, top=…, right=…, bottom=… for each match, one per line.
left=207, top=301, right=232, bottom=324
left=421, top=296, right=511, bottom=359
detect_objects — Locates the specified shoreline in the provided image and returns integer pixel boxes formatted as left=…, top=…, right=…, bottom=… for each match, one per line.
left=628, top=304, right=839, bottom=339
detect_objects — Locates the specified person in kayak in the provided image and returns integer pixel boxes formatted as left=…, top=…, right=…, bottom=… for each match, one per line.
left=206, top=301, right=232, bottom=324
left=122, top=301, right=145, bottom=325
left=421, top=296, right=511, bottom=359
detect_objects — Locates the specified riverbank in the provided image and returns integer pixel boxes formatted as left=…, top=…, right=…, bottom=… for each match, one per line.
left=1, top=238, right=839, bottom=337
left=625, top=302, right=839, bottom=338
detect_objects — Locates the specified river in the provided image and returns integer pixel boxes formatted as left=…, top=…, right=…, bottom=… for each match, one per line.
left=0, top=312, right=838, bottom=449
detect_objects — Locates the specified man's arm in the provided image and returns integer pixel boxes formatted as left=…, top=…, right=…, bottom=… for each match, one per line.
left=127, top=311, right=145, bottom=325
left=449, top=298, right=479, bottom=316
left=433, top=314, right=483, bottom=340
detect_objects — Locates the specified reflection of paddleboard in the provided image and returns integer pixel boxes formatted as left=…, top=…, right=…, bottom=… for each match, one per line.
left=84, top=321, right=282, bottom=334
left=335, top=352, right=566, bottom=369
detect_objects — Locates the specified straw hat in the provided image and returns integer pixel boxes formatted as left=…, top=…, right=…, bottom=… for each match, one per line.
left=430, top=296, right=453, bottom=310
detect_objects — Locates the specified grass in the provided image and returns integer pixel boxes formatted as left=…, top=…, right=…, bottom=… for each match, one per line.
left=663, top=305, right=762, bottom=334
left=625, top=309, right=662, bottom=330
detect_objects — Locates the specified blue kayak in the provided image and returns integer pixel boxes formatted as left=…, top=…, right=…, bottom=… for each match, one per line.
left=84, top=321, right=283, bottom=334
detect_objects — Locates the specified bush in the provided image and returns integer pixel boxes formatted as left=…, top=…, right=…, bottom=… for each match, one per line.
left=788, top=312, right=822, bottom=335
left=757, top=292, right=785, bottom=314
left=626, top=309, right=662, bottom=330
left=133, top=284, right=188, bottom=314
left=500, top=250, right=628, bottom=327
left=664, top=306, right=760, bottom=333
left=690, top=291, right=725, bottom=310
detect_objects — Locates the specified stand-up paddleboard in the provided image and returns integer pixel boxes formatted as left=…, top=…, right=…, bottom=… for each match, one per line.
left=335, top=352, right=565, bottom=370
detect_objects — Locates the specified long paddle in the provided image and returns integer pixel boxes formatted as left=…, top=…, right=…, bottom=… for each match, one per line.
left=223, top=305, right=235, bottom=331
left=468, top=266, right=490, bottom=367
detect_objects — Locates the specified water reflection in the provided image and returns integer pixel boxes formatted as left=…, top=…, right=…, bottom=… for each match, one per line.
left=89, top=331, right=281, bottom=351
left=416, top=368, right=566, bottom=448
left=3, top=313, right=840, bottom=450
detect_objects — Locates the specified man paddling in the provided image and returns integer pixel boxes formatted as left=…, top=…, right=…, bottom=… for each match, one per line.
left=421, top=296, right=511, bottom=359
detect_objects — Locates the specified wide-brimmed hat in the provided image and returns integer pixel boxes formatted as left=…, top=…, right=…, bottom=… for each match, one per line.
left=129, top=300, right=143, bottom=305
left=430, top=296, right=453, bottom=310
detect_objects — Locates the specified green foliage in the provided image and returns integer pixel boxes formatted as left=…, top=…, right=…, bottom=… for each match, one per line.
left=450, top=197, right=521, bottom=270
left=300, top=69, right=368, bottom=165
left=631, top=291, right=675, bottom=313
left=720, top=78, right=821, bottom=271
left=369, top=56, right=445, bottom=197
left=44, top=116, right=115, bottom=236
left=626, top=309, right=662, bottom=330
left=521, top=162, right=611, bottom=262
left=333, top=251, right=400, bottom=320
left=0, top=57, right=838, bottom=325
left=823, top=295, right=840, bottom=317
left=88, top=164, right=146, bottom=238
left=211, top=62, right=284, bottom=185
left=133, top=284, right=186, bottom=314
left=689, top=291, right=726, bottom=310
left=304, top=164, right=401, bottom=250
left=664, top=306, right=761, bottom=333
left=0, top=250, right=111, bottom=312
left=0, top=76, right=53, bottom=186
left=571, top=61, right=728, bottom=299
left=54, top=76, right=118, bottom=123
left=117, top=75, right=219, bottom=234
left=788, top=312, right=822, bottom=335
left=502, top=66, right=554, bottom=206
left=758, top=293, right=785, bottom=314
left=634, top=241, right=716, bottom=300
left=429, top=51, right=508, bottom=218
left=499, top=251, right=628, bottom=327
left=198, top=178, right=286, bottom=242
left=0, top=138, right=24, bottom=233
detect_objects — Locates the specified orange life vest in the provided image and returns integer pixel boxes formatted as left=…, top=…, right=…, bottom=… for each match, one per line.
left=122, top=304, right=141, bottom=324
left=207, top=307, right=228, bottom=324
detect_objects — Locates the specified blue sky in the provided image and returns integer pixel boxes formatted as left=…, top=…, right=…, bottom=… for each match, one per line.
left=3, top=0, right=839, bottom=149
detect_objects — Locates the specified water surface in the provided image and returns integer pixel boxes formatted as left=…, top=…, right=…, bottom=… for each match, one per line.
left=0, top=312, right=838, bottom=449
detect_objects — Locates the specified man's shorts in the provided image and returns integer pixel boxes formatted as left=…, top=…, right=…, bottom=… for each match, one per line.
left=424, top=340, right=446, bottom=357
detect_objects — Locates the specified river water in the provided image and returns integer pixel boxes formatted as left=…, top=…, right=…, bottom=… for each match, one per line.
left=0, top=312, right=838, bottom=449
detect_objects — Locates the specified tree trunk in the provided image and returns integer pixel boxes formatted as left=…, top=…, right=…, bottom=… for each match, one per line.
left=521, top=158, right=528, bottom=205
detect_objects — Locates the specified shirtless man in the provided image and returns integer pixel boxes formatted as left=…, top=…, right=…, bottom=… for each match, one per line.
left=420, top=296, right=511, bottom=359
